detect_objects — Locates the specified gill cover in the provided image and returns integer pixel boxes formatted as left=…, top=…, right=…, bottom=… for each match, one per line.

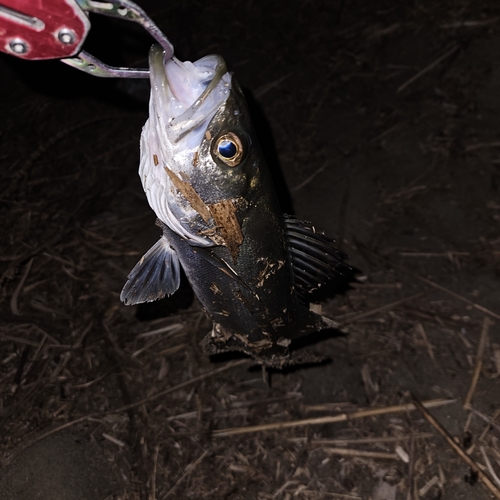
left=139, top=46, right=232, bottom=246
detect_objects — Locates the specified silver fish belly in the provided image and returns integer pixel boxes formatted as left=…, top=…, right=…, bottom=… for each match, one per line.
left=121, top=45, right=348, bottom=367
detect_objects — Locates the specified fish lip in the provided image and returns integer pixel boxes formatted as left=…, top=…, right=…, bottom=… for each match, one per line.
left=175, top=58, right=228, bottom=117
left=149, top=45, right=229, bottom=144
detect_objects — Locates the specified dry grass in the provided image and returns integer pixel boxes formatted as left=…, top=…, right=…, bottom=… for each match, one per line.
left=1, top=0, right=500, bottom=499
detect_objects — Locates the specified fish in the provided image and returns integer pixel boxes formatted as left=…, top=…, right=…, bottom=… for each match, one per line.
left=121, top=45, right=349, bottom=367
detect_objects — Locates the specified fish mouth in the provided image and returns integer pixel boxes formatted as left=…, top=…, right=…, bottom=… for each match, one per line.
left=149, top=45, right=231, bottom=148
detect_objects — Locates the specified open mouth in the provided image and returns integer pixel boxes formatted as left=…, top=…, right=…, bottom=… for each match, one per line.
left=149, top=45, right=231, bottom=148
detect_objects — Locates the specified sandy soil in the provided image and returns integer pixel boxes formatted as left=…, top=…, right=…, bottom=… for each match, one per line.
left=1, top=1, right=499, bottom=499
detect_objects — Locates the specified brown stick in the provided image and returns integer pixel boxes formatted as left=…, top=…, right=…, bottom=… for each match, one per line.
left=480, top=446, right=500, bottom=489
left=411, top=394, right=500, bottom=500
left=286, top=492, right=361, bottom=500
left=464, top=317, right=492, bottom=409
left=150, top=445, right=160, bottom=500
left=288, top=433, right=433, bottom=445
left=324, top=448, right=399, bottom=460
left=406, top=434, right=416, bottom=500
left=163, top=449, right=209, bottom=499
left=398, top=251, right=470, bottom=258
left=292, top=160, right=331, bottom=192
left=350, top=282, right=402, bottom=289
left=397, top=45, right=459, bottom=93
left=359, top=246, right=500, bottom=321
left=415, top=323, right=436, bottom=365
left=471, top=408, right=500, bottom=434
left=336, top=291, right=427, bottom=323
left=466, top=141, right=500, bottom=152
left=212, top=398, right=455, bottom=437
left=10, top=258, right=34, bottom=315
left=442, top=18, right=500, bottom=29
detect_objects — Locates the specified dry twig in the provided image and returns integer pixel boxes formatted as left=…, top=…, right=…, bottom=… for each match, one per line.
left=286, top=493, right=361, bottom=499
left=336, top=291, right=427, bottom=323
left=397, top=45, right=459, bottom=93
left=150, top=445, right=160, bottom=500
left=163, top=449, right=209, bottom=499
left=414, top=323, right=436, bottom=365
left=406, top=434, right=415, bottom=500
left=411, top=394, right=500, bottom=500
left=288, top=433, right=433, bottom=445
left=464, top=317, right=492, bottom=409
left=213, top=398, right=455, bottom=437
left=358, top=246, right=500, bottom=321
left=324, top=448, right=399, bottom=460
left=480, top=446, right=500, bottom=490
left=10, top=258, right=34, bottom=315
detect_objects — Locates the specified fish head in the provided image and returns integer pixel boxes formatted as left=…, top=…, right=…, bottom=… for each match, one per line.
left=141, top=45, right=263, bottom=248
left=197, top=77, right=262, bottom=197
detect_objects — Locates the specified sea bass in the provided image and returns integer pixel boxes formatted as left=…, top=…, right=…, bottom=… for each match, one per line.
left=121, top=45, right=348, bottom=367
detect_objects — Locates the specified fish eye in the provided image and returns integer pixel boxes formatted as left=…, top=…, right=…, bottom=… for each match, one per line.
left=218, top=139, right=237, bottom=158
left=214, top=132, right=244, bottom=167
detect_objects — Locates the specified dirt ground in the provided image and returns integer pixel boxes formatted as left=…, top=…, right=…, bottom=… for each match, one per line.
left=1, top=1, right=500, bottom=499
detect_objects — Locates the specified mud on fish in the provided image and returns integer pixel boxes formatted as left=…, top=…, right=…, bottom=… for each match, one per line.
left=121, top=45, right=349, bottom=367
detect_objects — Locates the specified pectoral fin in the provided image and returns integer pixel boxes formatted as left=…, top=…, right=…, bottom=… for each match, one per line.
left=121, top=237, right=181, bottom=305
left=285, top=216, right=350, bottom=299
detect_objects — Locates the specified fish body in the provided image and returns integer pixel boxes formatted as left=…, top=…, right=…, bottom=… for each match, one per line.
left=121, top=46, right=348, bottom=366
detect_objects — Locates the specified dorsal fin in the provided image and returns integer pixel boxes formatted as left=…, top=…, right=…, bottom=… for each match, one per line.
left=285, top=216, right=348, bottom=298
left=121, top=236, right=181, bottom=305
